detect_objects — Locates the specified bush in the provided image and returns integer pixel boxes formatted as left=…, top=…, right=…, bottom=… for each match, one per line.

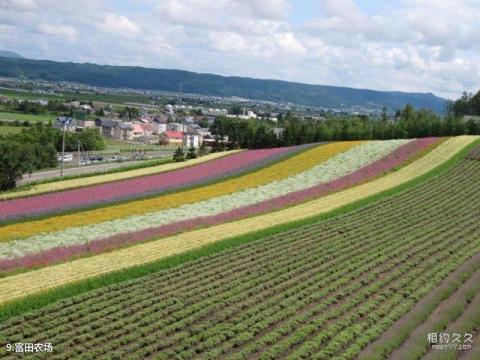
left=173, top=146, right=185, bottom=162
left=186, top=146, right=197, bottom=159
left=198, top=142, right=209, bottom=156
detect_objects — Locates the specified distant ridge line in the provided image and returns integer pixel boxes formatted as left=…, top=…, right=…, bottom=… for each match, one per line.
left=0, top=56, right=447, bottom=113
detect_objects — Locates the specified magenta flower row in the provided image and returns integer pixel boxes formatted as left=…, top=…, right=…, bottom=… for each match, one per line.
left=0, top=138, right=440, bottom=273
left=0, top=146, right=300, bottom=221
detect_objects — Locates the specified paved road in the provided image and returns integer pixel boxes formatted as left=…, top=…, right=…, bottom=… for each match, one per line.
left=20, top=160, right=153, bottom=184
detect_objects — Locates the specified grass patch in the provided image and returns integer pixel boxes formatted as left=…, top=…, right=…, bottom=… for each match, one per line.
left=0, top=126, right=25, bottom=135
left=0, top=138, right=477, bottom=322
left=0, top=111, right=56, bottom=123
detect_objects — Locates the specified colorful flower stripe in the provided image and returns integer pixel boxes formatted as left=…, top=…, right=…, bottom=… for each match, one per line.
left=0, top=140, right=400, bottom=255
left=0, top=151, right=243, bottom=201
left=0, top=141, right=361, bottom=242
left=0, top=136, right=475, bottom=303
left=0, top=145, right=305, bottom=222
left=0, top=138, right=439, bottom=271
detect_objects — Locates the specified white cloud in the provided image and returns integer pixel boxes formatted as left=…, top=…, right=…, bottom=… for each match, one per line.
left=0, top=0, right=479, bottom=99
left=274, top=32, right=305, bottom=55
left=155, top=0, right=227, bottom=28
left=38, top=23, right=77, bottom=42
left=0, top=0, right=37, bottom=11
left=209, top=31, right=250, bottom=53
left=232, top=0, right=290, bottom=20
left=98, top=13, right=141, bottom=37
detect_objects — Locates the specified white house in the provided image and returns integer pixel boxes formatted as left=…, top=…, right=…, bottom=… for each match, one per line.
left=80, top=104, right=93, bottom=113
left=238, top=110, right=257, bottom=120
left=183, top=129, right=201, bottom=148
left=152, top=118, right=167, bottom=135
left=165, top=104, right=174, bottom=115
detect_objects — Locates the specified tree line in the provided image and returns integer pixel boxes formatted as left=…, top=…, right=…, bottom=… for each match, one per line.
left=449, top=90, right=480, bottom=117
left=0, top=123, right=105, bottom=191
left=2, top=99, right=70, bottom=115
left=211, top=103, right=480, bottom=150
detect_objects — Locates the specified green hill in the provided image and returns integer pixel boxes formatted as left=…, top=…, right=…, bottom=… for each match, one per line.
left=0, top=51, right=23, bottom=59
left=0, top=57, right=447, bottom=112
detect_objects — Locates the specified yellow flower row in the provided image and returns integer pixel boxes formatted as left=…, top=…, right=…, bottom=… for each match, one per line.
left=0, top=151, right=242, bottom=200
left=0, top=141, right=361, bottom=242
left=0, top=136, right=476, bottom=304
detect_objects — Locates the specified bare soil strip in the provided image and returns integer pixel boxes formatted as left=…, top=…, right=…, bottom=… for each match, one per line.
left=422, top=288, right=480, bottom=359
left=359, top=251, right=480, bottom=360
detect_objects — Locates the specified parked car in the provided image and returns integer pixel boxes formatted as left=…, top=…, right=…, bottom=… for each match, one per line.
left=88, top=156, right=104, bottom=163
left=109, top=156, right=127, bottom=162
left=57, top=154, right=73, bottom=163
left=79, top=159, right=91, bottom=166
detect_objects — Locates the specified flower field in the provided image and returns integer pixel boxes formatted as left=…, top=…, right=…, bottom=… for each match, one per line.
left=0, top=145, right=305, bottom=221
left=0, top=150, right=243, bottom=201
left=0, top=138, right=434, bottom=268
left=0, top=138, right=479, bottom=360
left=0, top=141, right=361, bottom=241
left=0, top=135, right=479, bottom=360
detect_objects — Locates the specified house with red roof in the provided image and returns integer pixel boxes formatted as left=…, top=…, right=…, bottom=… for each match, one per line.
left=159, top=130, right=184, bottom=145
left=132, top=123, right=153, bottom=138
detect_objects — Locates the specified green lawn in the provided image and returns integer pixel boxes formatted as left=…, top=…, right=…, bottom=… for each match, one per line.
left=0, top=111, right=56, bottom=123
left=0, top=126, right=25, bottom=135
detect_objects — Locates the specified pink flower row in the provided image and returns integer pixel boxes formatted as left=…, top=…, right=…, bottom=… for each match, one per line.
left=0, top=138, right=440, bottom=273
left=0, top=146, right=298, bottom=221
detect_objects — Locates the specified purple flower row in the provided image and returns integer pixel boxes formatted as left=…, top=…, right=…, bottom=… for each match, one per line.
left=0, top=138, right=440, bottom=273
left=0, top=145, right=310, bottom=222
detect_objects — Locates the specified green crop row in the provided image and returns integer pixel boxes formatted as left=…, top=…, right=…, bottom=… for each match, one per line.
left=1, top=139, right=477, bottom=326
left=1, top=148, right=480, bottom=359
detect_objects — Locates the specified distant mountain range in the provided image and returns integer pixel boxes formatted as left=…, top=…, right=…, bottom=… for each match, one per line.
left=0, top=51, right=23, bottom=59
left=0, top=56, right=448, bottom=113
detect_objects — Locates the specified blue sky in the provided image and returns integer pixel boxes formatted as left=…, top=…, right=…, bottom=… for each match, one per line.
left=0, top=0, right=479, bottom=99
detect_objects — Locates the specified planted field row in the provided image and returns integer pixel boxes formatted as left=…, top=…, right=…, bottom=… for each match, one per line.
left=0, top=136, right=474, bottom=304
left=467, top=145, right=480, bottom=160
left=358, top=249, right=480, bottom=360
left=1, top=150, right=479, bottom=359
left=0, top=140, right=363, bottom=241
left=0, top=145, right=307, bottom=221
left=4, top=178, right=458, bottom=328
left=388, top=268, right=480, bottom=360
left=0, top=139, right=424, bottom=267
left=0, top=150, right=242, bottom=200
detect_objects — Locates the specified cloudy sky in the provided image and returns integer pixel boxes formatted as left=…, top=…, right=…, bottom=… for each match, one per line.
left=0, top=0, right=479, bottom=99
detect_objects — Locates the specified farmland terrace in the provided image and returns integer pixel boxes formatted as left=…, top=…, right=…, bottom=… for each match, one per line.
left=0, top=137, right=478, bottom=359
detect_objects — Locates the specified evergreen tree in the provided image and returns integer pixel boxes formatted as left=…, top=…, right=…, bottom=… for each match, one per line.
left=173, top=146, right=185, bottom=162
left=198, top=141, right=209, bottom=156
left=186, top=146, right=197, bottom=159
left=381, top=106, right=388, bottom=122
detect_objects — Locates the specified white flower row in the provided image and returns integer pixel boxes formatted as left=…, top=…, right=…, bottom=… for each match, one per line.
left=1, top=140, right=411, bottom=259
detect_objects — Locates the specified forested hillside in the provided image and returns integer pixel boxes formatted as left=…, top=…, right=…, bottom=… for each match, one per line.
left=0, top=57, right=447, bottom=112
